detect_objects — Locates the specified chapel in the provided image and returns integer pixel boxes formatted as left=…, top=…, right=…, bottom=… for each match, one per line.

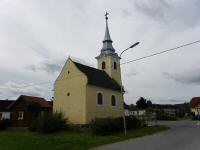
left=53, top=14, right=124, bottom=124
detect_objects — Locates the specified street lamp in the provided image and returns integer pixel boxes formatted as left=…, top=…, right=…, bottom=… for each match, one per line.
left=120, top=42, right=140, bottom=58
left=120, top=42, right=139, bottom=135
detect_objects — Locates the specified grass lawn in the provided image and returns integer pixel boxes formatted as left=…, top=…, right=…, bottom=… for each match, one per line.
left=177, top=116, right=192, bottom=121
left=0, top=125, right=169, bottom=150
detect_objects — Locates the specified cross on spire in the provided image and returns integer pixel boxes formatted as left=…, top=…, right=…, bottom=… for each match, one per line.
left=101, top=12, right=115, bottom=54
left=105, top=12, right=109, bottom=20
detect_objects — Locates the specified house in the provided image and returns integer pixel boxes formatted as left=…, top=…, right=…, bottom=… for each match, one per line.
left=0, top=100, right=15, bottom=120
left=8, top=95, right=52, bottom=127
left=124, top=103, right=146, bottom=117
left=190, top=97, right=200, bottom=116
left=53, top=15, right=124, bottom=124
left=125, top=109, right=146, bottom=117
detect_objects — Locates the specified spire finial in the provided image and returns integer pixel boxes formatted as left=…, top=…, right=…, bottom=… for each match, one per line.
left=105, top=12, right=109, bottom=20
left=100, top=12, right=115, bottom=54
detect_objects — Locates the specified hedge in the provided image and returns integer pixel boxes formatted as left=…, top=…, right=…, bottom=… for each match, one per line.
left=90, top=116, right=144, bottom=135
left=29, top=112, right=68, bottom=133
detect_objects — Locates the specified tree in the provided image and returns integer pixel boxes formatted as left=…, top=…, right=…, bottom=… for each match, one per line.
left=147, top=100, right=152, bottom=107
left=136, top=97, right=147, bottom=109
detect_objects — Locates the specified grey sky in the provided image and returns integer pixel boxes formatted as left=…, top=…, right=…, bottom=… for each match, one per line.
left=0, top=0, right=200, bottom=104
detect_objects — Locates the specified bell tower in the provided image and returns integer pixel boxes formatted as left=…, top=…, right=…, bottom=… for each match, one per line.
left=96, top=13, right=122, bottom=85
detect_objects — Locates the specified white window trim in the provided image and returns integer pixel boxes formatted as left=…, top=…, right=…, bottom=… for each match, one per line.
left=18, top=111, right=24, bottom=120
left=96, top=92, right=104, bottom=106
left=111, top=94, right=117, bottom=107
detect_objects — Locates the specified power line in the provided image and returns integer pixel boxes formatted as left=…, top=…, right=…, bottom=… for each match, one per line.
left=121, top=40, right=200, bottom=65
left=0, top=40, right=200, bottom=90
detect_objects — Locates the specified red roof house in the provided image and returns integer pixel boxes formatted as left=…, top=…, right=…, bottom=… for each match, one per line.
left=9, top=95, right=52, bottom=127
left=190, top=97, right=200, bottom=116
left=190, top=97, right=200, bottom=108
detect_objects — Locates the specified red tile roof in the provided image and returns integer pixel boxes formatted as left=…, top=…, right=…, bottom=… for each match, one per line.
left=190, top=97, right=200, bottom=108
left=9, top=95, right=52, bottom=109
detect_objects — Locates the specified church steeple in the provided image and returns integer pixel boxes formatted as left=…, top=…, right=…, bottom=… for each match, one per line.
left=96, top=13, right=122, bottom=85
left=101, top=12, right=116, bottom=54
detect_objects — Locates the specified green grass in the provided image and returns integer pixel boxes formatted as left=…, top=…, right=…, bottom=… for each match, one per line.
left=0, top=126, right=169, bottom=150
left=177, top=116, right=192, bottom=121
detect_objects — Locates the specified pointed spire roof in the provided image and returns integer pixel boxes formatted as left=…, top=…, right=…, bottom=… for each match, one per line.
left=103, top=18, right=112, bottom=42
left=101, top=12, right=115, bottom=54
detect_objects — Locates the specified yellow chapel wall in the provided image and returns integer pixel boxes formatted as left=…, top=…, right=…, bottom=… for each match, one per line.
left=97, top=55, right=122, bottom=85
left=53, top=58, right=87, bottom=124
left=85, top=85, right=123, bottom=124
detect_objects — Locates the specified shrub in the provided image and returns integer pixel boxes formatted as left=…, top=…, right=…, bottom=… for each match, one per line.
left=192, top=115, right=200, bottom=120
left=125, top=116, right=143, bottom=129
left=29, top=119, right=38, bottom=132
left=90, top=116, right=144, bottom=135
left=111, top=117, right=123, bottom=132
left=90, top=118, right=117, bottom=135
left=29, top=112, right=68, bottom=133
left=0, top=119, right=11, bottom=130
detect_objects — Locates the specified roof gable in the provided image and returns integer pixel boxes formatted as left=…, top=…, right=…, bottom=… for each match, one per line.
left=55, top=58, right=86, bottom=82
left=73, top=61, right=121, bottom=91
left=9, top=95, right=52, bottom=109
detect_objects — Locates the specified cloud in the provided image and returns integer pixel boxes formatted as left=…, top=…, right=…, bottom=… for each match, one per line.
left=0, top=0, right=200, bottom=104
left=27, top=59, right=64, bottom=74
left=125, top=68, right=139, bottom=77
left=134, top=0, right=170, bottom=21
left=163, top=69, right=200, bottom=85
left=133, top=0, right=200, bottom=30
left=164, top=99, right=185, bottom=103
left=27, top=57, right=95, bottom=74
left=0, top=91, right=3, bottom=98
left=71, top=56, right=95, bottom=68
left=0, top=81, right=46, bottom=99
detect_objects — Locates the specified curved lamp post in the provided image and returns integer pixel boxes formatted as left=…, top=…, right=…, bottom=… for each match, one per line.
left=120, top=42, right=140, bottom=135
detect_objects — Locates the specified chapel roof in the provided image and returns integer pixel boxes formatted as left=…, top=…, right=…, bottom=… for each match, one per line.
left=73, top=61, right=121, bottom=91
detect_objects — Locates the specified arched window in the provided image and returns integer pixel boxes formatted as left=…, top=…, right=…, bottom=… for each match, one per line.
left=114, top=62, right=117, bottom=70
left=111, top=95, right=116, bottom=106
left=102, top=61, right=106, bottom=70
left=97, top=93, right=103, bottom=105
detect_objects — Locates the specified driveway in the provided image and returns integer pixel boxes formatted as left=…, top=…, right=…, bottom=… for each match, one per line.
left=92, top=121, right=200, bottom=150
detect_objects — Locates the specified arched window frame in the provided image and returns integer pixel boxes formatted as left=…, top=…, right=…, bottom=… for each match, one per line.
left=102, top=61, right=106, bottom=70
left=114, top=62, right=117, bottom=70
left=97, top=92, right=104, bottom=106
left=111, top=95, right=116, bottom=106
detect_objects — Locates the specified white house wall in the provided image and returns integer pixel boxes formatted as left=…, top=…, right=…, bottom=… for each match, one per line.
left=0, top=112, right=11, bottom=120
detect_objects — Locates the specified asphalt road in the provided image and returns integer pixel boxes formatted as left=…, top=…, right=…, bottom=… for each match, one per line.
left=92, top=121, right=200, bottom=150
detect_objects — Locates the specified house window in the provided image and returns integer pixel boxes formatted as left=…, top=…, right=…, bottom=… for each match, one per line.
left=102, top=61, right=106, bottom=70
left=114, top=62, right=117, bottom=70
left=97, top=93, right=103, bottom=105
left=18, top=111, right=24, bottom=120
left=111, top=95, right=116, bottom=106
